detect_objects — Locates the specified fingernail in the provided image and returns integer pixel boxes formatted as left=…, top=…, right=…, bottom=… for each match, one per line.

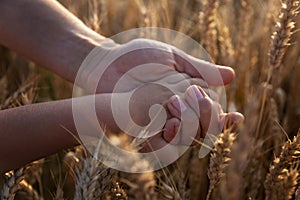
left=170, top=95, right=187, bottom=112
left=191, top=85, right=204, bottom=100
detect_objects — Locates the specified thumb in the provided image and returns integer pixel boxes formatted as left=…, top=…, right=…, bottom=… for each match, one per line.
left=172, top=48, right=235, bottom=86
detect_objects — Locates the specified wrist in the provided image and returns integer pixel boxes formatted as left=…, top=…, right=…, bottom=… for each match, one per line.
left=73, top=33, right=119, bottom=92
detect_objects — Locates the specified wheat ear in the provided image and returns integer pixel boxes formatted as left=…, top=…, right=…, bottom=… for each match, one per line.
left=206, top=130, right=236, bottom=200
left=264, top=132, right=300, bottom=200
left=108, top=181, right=128, bottom=200
left=268, top=0, right=300, bottom=83
left=199, top=0, right=219, bottom=60
left=257, top=0, right=299, bottom=139
left=19, top=180, right=42, bottom=200
left=296, top=186, right=300, bottom=200
left=277, top=167, right=299, bottom=200
left=74, top=156, right=104, bottom=200
left=1, top=168, right=26, bottom=200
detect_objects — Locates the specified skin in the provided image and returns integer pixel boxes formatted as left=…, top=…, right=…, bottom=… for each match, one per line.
left=0, top=0, right=244, bottom=174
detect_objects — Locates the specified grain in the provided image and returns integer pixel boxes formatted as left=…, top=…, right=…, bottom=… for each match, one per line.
left=1, top=0, right=300, bottom=199
left=264, top=132, right=300, bottom=200
left=268, top=0, right=300, bottom=84
left=199, top=0, right=219, bottom=61
left=206, top=130, right=236, bottom=200
left=1, top=168, right=26, bottom=200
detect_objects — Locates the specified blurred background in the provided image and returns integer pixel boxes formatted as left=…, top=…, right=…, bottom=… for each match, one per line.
left=1, top=0, right=300, bottom=199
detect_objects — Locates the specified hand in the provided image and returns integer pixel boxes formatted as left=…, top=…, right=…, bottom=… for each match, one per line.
left=74, top=38, right=243, bottom=147
left=164, top=85, right=244, bottom=145
left=95, top=66, right=219, bottom=140
left=139, top=85, right=244, bottom=145
left=138, top=85, right=244, bottom=164
left=75, top=38, right=235, bottom=93
left=72, top=39, right=244, bottom=167
left=96, top=79, right=243, bottom=148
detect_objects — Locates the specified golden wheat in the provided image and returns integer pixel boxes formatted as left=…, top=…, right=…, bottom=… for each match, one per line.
left=1, top=0, right=300, bottom=200
left=264, top=132, right=300, bottom=200
left=1, top=168, right=26, bottom=200
left=206, top=130, right=236, bottom=200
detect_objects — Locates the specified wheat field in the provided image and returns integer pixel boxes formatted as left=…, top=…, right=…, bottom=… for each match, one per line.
left=1, top=0, right=300, bottom=199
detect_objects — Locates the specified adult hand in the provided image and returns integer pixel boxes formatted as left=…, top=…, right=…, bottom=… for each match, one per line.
left=75, top=38, right=235, bottom=94
left=89, top=71, right=243, bottom=149
left=138, top=84, right=243, bottom=164
left=74, top=38, right=243, bottom=148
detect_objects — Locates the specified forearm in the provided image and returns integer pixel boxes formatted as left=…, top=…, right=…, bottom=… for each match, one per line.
left=0, top=94, right=117, bottom=174
left=0, top=0, right=109, bottom=83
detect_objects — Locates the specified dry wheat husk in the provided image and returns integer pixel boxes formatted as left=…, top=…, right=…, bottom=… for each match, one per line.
left=268, top=0, right=300, bottom=85
left=296, top=186, right=300, bottom=200
left=199, top=0, right=219, bottom=61
left=206, top=130, right=236, bottom=200
left=1, top=168, right=26, bottom=200
left=18, top=180, right=42, bottom=200
left=264, top=132, right=300, bottom=200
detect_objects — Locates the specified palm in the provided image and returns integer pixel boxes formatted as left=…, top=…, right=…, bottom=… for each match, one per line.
left=76, top=39, right=234, bottom=94
left=74, top=38, right=243, bottom=151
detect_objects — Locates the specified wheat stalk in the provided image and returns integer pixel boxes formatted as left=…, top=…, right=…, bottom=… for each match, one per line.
left=154, top=160, right=191, bottom=200
left=217, top=24, right=235, bottom=66
left=53, top=183, right=64, bottom=200
left=206, top=130, right=236, bottom=200
left=73, top=145, right=107, bottom=200
left=296, top=186, right=300, bottom=200
left=96, top=167, right=117, bottom=199
left=241, top=140, right=265, bottom=199
left=1, top=168, right=26, bottom=200
left=74, top=155, right=104, bottom=200
left=268, top=0, right=300, bottom=83
left=87, top=0, right=101, bottom=33
left=119, top=171, right=155, bottom=200
left=0, top=81, right=35, bottom=110
left=111, top=133, right=156, bottom=200
left=256, top=0, right=299, bottom=137
left=108, top=181, right=127, bottom=200
left=220, top=130, right=256, bottom=199
left=1, top=1, right=300, bottom=200
left=267, top=98, right=285, bottom=155
left=234, top=0, right=253, bottom=64
left=199, top=0, right=219, bottom=60
left=156, top=181, right=182, bottom=200
left=268, top=0, right=300, bottom=68
left=277, top=167, right=299, bottom=200
left=187, top=145, right=210, bottom=200
left=19, top=180, right=42, bottom=200
left=264, top=132, right=300, bottom=200
left=134, top=0, right=150, bottom=28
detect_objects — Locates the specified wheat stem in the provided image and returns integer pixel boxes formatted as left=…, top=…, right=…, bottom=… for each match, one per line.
left=206, top=130, right=236, bottom=200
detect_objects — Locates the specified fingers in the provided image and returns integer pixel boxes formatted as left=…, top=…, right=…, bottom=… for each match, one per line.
left=172, top=48, right=235, bottom=86
left=185, top=85, right=207, bottom=117
left=203, top=88, right=219, bottom=101
left=167, top=95, right=186, bottom=118
left=172, top=77, right=219, bottom=101
left=163, top=118, right=181, bottom=145
left=163, top=81, right=244, bottom=146
left=185, top=85, right=215, bottom=138
left=166, top=94, right=200, bottom=145
left=151, top=93, right=244, bottom=155
left=174, top=85, right=223, bottom=144
left=220, top=112, right=244, bottom=131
